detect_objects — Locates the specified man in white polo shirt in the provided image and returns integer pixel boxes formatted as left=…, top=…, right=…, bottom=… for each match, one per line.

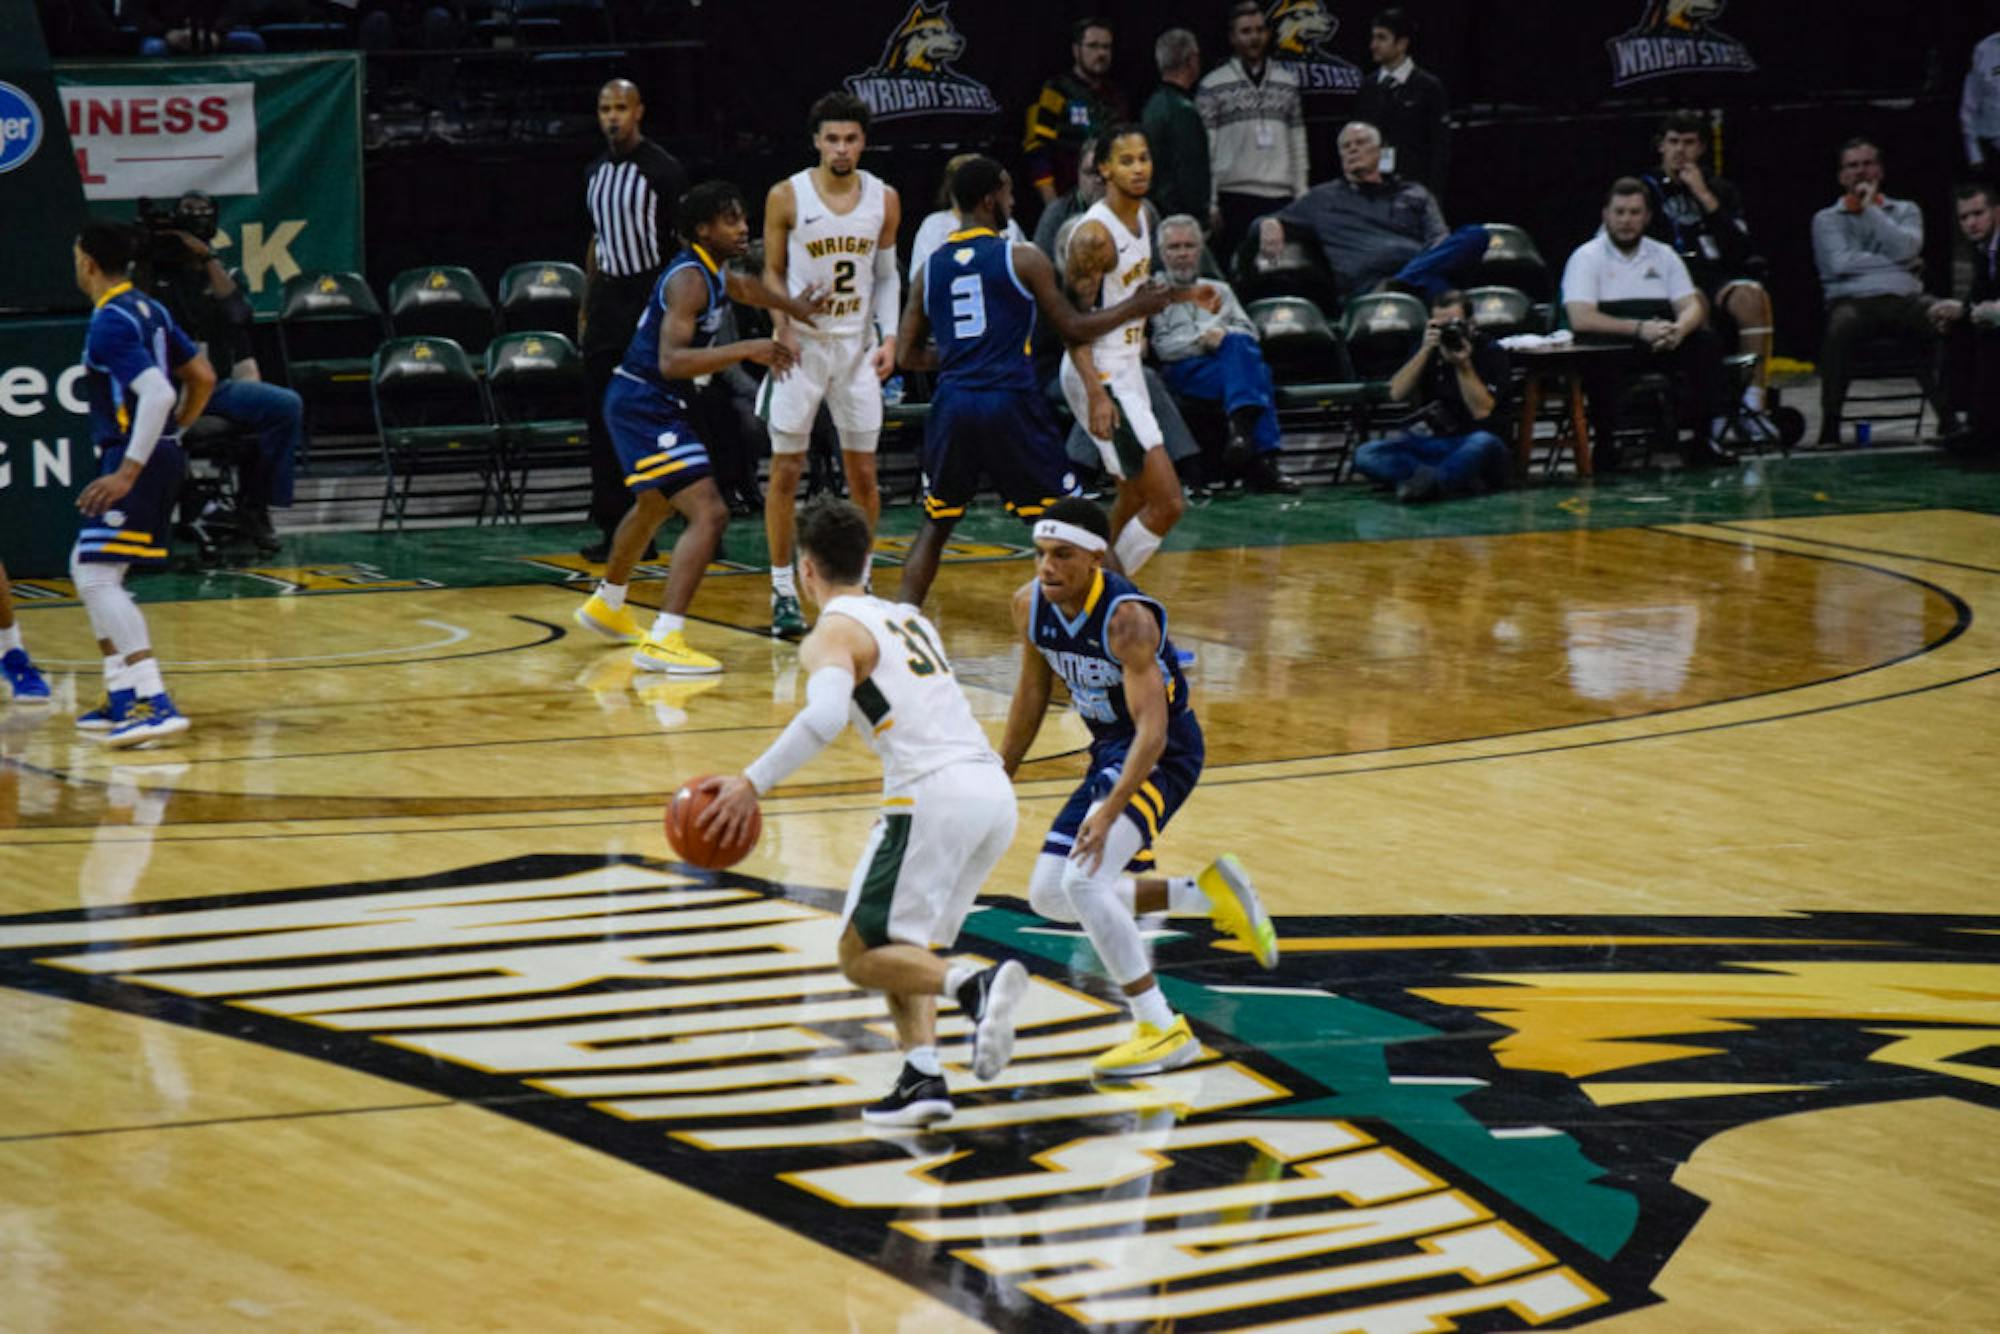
left=1562, top=176, right=1730, bottom=471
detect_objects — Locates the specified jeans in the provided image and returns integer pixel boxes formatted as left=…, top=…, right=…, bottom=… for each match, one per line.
left=1389, top=224, right=1492, bottom=299
left=1353, top=429, right=1510, bottom=496
left=1159, top=334, right=1281, bottom=451
left=205, top=377, right=301, bottom=508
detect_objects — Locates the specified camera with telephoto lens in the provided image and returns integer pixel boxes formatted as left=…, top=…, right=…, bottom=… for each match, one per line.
left=136, top=192, right=219, bottom=266
left=1437, top=319, right=1471, bottom=355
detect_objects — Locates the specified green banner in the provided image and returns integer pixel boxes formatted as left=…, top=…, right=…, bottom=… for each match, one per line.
left=55, top=53, right=362, bottom=315
left=0, top=314, right=94, bottom=578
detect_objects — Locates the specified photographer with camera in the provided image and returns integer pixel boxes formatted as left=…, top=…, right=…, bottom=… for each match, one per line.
left=136, top=191, right=301, bottom=555
left=1351, top=290, right=1512, bottom=503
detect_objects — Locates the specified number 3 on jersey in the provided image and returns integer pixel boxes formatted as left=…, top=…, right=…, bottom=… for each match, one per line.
left=888, top=618, right=950, bottom=676
left=949, top=273, right=986, bottom=339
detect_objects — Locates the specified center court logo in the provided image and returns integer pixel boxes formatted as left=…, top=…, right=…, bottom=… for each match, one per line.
left=843, top=0, right=1001, bottom=123
left=0, top=81, right=46, bottom=176
left=4, top=856, right=1997, bottom=1328
left=1607, top=0, right=1757, bottom=87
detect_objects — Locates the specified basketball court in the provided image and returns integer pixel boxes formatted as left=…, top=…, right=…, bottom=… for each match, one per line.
left=4, top=455, right=1998, bottom=1330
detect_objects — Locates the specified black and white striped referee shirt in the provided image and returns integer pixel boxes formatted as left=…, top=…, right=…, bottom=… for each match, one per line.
left=584, top=139, right=688, bottom=280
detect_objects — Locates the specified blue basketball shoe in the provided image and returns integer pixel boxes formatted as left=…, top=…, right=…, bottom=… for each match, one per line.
left=103, top=695, right=191, bottom=749
left=2, top=648, right=50, bottom=702
left=76, top=687, right=137, bottom=732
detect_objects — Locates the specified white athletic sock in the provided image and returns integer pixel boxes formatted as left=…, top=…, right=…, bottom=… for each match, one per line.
left=103, top=653, right=127, bottom=690
left=771, top=563, right=798, bottom=597
left=1129, top=984, right=1172, bottom=1028
left=942, top=963, right=980, bottom=1000
left=1165, top=876, right=1207, bottom=915
left=905, top=1045, right=942, bottom=1077
left=0, top=625, right=20, bottom=654
left=649, top=611, right=685, bottom=639
left=1113, top=520, right=1164, bottom=574
left=129, top=658, right=166, bottom=699
left=597, top=581, right=627, bottom=611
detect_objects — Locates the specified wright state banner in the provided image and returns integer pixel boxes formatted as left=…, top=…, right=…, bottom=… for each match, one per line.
left=55, top=53, right=362, bottom=314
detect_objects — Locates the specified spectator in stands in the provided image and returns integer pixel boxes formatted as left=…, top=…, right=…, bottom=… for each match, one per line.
left=1810, top=137, right=1948, bottom=448
left=1930, top=182, right=2000, bottom=455
left=134, top=191, right=300, bottom=553
left=1257, top=122, right=1489, bottom=300
left=580, top=79, right=687, bottom=562
left=1033, top=137, right=1103, bottom=262
left=908, top=153, right=1029, bottom=282
left=1022, top=17, right=1128, bottom=206
left=1150, top=214, right=1296, bottom=494
left=1352, top=289, right=1511, bottom=502
left=358, top=0, right=464, bottom=132
left=1142, top=29, right=1209, bottom=227
left=1963, top=31, right=2000, bottom=176
left=1640, top=109, right=1774, bottom=413
left=1563, top=177, right=1732, bottom=470
left=1199, top=1, right=1307, bottom=260
left=1354, top=8, right=1450, bottom=198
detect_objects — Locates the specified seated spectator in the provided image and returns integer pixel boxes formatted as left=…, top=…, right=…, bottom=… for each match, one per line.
left=1151, top=214, right=1297, bottom=494
left=1352, top=289, right=1511, bottom=502
left=1930, top=182, right=2000, bottom=455
left=1810, top=137, right=1948, bottom=446
left=135, top=192, right=301, bottom=553
left=1022, top=17, right=1129, bottom=205
left=1563, top=177, right=1732, bottom=470
left=1257, top=122, right=1488, bottom=300
left=1640, top=109, right=1775, bottom=413
left=1034, top=137, right=1102, bottom=262
left=908, top=153, right=1028, bottom=284
left=1355, top=7, right=1450, bottom=197
left=1142, top=29, right=1209, bottom=226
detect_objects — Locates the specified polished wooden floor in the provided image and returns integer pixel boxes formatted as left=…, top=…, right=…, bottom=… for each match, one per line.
left=3, top=509, right=1998, bottom=1331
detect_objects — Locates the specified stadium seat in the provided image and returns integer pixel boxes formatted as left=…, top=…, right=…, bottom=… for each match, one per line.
left=1247, top=297, right=1374, bottom=483
left=276, top=270, right=390, bottom=448
left=1342, top=292, right=1428, bottom=380
left=1233, top=238, right=1341, bottom=317
left=387, top=266, right=500, bottom=356
left=1464, top=285, right=1536, bottom=340
left=1476, top=223, right=1551, bottom=302
left=486, top=330, right=588, bottom=520
left=498, top=261, right=586, bottom=334
left=370, top=337, right=503, bottom=530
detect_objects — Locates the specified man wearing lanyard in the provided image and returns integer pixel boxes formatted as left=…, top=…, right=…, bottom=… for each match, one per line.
left=580, top=80, right=688, bottom=563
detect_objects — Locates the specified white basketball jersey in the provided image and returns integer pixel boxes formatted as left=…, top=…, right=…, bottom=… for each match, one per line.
left=1080, top=199, right=1151, bottom=368
left=820, top=595, right=999, bottom=794
left=786, top=168, right=886, bottom=340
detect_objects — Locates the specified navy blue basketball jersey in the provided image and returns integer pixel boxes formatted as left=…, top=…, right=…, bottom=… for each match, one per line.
left=1031, top=568, right=1191, bottom=744
left=925, top=229, right=1036, bottom=392
left=618, top=243, right=728, bottom=396
left=81, top=283, right=196, bottom=447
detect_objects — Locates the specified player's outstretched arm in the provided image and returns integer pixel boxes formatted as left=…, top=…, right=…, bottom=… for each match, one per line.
left=658, top=268, right=797, bottom=379
left=1070, top=602, right=1168, bottom=873
left=723, top=266, right=829, bottom=328
left=1013, top=238, right=1170, bottom=347
left=998, top=581, right=1056, bottom=778
left=700, top=617, right=876, bottom=840
left=897, top=264, right=937, bottom=372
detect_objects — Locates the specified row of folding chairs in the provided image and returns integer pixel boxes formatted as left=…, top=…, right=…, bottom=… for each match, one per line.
left=370, top=331, right=588, bottom=530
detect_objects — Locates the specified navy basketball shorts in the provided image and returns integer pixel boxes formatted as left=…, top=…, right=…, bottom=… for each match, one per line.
left=1042, top=713, right=1206, bottom=873
left=604, top=373, right=713, bottom=499
left=74, top=439, right=185, bottom=566
left=920, top=384, right=1079, bottom=523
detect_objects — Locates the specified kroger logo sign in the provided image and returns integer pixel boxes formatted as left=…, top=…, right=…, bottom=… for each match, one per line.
left=0, top=81, right=45, bottom=176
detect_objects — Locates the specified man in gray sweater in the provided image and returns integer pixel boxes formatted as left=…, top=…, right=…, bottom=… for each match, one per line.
left=1811, top=137, right=1948, bottom=445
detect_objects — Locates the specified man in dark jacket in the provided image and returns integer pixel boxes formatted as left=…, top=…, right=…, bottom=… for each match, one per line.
left=1354, top=7, right=1450, bottom=198
left=1930, top=182, right=2000, bottom=453
left=1141, top=28, right=1209, bottom=227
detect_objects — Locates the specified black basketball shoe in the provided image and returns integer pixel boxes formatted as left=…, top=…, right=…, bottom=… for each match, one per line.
left=862, top=1064, right=954, bottom=1127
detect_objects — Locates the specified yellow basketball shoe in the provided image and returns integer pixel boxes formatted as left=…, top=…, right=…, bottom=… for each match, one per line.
left=574, top=592, right=642, bottom=644
left=633, top=630, right=722, bottom=675
left=1198, top=853, right=1279, bottom=969
left=1092, top=1015, right=1201, bottom=1080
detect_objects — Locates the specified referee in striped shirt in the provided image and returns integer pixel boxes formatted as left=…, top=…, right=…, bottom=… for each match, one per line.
left=581, top=79, right=688, bottom=560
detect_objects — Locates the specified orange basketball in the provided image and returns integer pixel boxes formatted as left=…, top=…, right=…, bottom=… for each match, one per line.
left=665, top=775, right=761, bottom=869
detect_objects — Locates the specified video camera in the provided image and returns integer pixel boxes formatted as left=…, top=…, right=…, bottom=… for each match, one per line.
left=1436, top=318, right=1473, bottom=355
left=136, top=192, right=219, bottom=266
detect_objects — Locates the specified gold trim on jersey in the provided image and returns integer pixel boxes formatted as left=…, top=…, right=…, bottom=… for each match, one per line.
left=95, top=281, right=134, bottom=309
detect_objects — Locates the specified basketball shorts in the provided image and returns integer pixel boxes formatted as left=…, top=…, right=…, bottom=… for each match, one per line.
left=844, top=759, right=1018, bottom=950
left=1042, top=712, right=1205, bottom=873
left=74, top=438, right=184, bottom=567
left=1059, top=353, right=1162, bottom=480
left=920, top=383, right=1079, bottom=523
left=605, top=371, right=713, bottom=499
left=757, top=333, right=883, bottom=445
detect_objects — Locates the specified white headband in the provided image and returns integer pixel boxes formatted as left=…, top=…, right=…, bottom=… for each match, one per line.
left=1033, top=518, right=1107, bottom=553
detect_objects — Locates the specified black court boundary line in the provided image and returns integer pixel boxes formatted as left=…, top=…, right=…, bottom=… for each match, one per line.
left=0, top=1097, right=463, bottom=1144
left=1702, top=520, right=2000, bottom=576
left=1, top=522, right=1981, bottom=832
left=165, top=614, right=567, bottom=674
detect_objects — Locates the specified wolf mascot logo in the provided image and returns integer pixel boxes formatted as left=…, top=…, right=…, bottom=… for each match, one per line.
left=1609, top=0, right=1756, bottom=86
left=843, top=2, right=999, bottom=123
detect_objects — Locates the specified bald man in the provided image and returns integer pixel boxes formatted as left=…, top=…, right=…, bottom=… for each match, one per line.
left=580, top=80, right=690, bottom=562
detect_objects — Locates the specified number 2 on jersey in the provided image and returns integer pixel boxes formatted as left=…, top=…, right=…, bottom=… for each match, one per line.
left=948, top=274, right=986, bottom=339
left=889, top=618, right=950, bottom=676
left=832, top=259, right=857, bottom=295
